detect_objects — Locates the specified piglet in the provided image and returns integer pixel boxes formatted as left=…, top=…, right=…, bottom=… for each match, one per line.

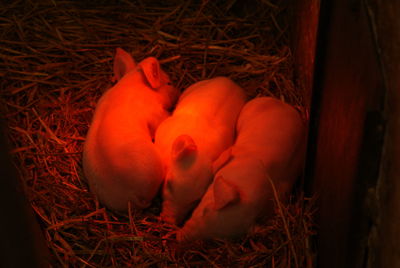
left=82, top=48, right=178, bottom=212
left=154, top=77, right=247, bottom=225
left=177, top=97, right=306, bottom=241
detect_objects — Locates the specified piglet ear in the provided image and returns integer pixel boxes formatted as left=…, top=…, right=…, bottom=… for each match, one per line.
left=213, top=176, right=239, bottom=210
left=140, top=57, right=161, bottom=89
left=212, top=147, right=233, bottom=174
left=113, top=48, right=136, bottom=82
left=171, top=135, right=197, bottom=167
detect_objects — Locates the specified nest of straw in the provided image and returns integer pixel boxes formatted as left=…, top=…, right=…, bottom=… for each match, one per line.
left=1, top=0, right=316, bottom=267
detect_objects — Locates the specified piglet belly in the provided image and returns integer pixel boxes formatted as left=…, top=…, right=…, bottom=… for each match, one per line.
left=84, top=137, right=164, bottom=211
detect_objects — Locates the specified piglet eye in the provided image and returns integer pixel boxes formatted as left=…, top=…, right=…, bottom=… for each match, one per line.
left=191, top=198, right=201, bottom=206
left=201, top=206, right=210, bottom=217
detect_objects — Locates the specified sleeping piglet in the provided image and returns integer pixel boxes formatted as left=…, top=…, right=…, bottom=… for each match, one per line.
left=154, top=77, right=247, bottom=226
left=177, top=97, right=306, bottom=241
left=82, top=48, right=178, bottom=212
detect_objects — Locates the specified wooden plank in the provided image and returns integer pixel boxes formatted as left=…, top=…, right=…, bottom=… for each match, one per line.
left=307, top=0, right=385, bottom=267
left=364, top=1, right=400, bottom=267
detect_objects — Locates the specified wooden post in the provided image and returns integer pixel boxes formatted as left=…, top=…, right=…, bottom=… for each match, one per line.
left=307, top=0, right=385, bottom=267
left=364, top=1, right=400, bottom=267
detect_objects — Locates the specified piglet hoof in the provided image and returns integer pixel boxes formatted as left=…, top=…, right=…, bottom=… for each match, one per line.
left=176, top=231, right=186, bottom=242
left=160, top=212, right=177, bottom=226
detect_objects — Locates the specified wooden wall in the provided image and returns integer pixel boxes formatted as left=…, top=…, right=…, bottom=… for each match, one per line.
left=291, top=0, right=320, bottom=112
left=294, top=0, right=386, bottom=267
left=364, top=1, right=400, bottom=267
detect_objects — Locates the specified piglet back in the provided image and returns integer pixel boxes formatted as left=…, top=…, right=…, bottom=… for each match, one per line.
left=83, top=48, right=177, bottom=212
left=236, top=97, right=306, bottom=185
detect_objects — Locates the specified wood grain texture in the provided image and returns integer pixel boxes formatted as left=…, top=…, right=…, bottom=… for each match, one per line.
left=364, top=1, right=400, bottom=267
left=308, top=0, right=385, bottom=267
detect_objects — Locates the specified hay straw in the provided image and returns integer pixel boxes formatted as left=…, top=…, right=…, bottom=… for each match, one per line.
left=267, top=173, right=299, bottom=268
left=1, top=0, right=315, bottom=267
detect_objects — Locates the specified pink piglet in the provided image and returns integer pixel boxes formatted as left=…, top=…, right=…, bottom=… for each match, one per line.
left=177, top=97, right=306, bottom=241
left=155, top=77, right=247, bottom=226
left=83, top=48, right=179, bottom=212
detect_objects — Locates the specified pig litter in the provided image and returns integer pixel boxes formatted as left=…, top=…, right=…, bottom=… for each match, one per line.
left=1, top=0, right=316, bottom=267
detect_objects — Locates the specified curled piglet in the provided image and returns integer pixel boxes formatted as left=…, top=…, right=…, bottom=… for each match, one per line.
left=177, top=97, right=306, bottom=241
left=155, top=77, right=247, bottom=226
left=83, top=48, right=179, bottom=212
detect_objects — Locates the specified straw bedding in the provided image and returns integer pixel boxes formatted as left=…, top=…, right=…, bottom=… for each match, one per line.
left=1, top=0, right=316, bottom=267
